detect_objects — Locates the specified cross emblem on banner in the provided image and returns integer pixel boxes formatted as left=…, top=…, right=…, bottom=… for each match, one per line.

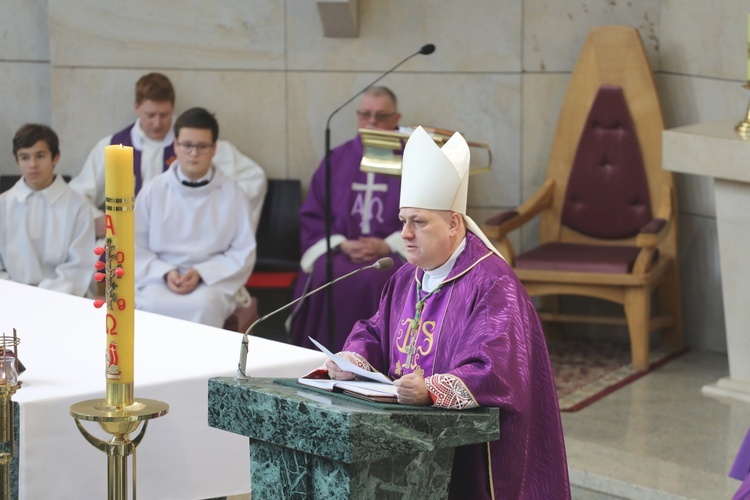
left=351, top=172, right=387, bottom=234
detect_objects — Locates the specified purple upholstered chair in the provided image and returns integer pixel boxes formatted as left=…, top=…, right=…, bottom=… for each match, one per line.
left=483, top=26, right=682, bottom=371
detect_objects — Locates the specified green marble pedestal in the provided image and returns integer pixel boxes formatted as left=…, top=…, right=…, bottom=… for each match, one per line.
left=208, top=378, right=499, bottom=500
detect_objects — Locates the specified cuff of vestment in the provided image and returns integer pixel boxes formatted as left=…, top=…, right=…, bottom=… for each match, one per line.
left=300, top=235, right=346, bottom=273
left=384, top=232, right=406, bottom=258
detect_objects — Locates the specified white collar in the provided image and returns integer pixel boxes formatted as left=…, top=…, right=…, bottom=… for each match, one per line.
left=174, top=164, right=214, bottom=184
left=421, top=237, right=466, bottom=293
left=12, top=174, right=66, bottom=204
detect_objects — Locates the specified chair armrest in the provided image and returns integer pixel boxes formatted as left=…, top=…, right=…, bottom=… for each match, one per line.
left=633, top=184, right=674, bottom=273
left=483, top=179, right=555, bottom=239
left=635, top=184, right=673, bottom=249
left=482, top=179, right=555, bottom=265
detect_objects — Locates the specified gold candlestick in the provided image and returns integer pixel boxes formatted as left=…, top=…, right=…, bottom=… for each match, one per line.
left=735, top=82, right=750, bottom=139
left=70, top=398, right=168, bottom=500
left=71, top=144, right=168, bottom=499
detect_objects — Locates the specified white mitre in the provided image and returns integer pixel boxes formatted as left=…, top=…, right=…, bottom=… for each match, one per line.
left=400, top=126, right=503, bottom=259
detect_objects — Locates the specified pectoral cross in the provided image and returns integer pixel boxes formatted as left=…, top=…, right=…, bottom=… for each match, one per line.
left=404, top=337, right=418, bottom=367
left=403, top=283, right=440, bottom=370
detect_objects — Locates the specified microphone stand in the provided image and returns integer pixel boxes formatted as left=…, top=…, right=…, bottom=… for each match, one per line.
left=323, top=43, right=435, bottom=348
left=237, top=258, right=393, bottom=379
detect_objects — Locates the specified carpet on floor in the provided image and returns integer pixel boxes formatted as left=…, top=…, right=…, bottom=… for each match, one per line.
left=548, top=340, right=689, bottom=412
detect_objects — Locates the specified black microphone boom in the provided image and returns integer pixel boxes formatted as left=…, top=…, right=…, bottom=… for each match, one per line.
left=323, top=44, right=435, bottom=349
left=236, top=257, right=394, bottom=379
left=324, top=43, right=437, bottom=130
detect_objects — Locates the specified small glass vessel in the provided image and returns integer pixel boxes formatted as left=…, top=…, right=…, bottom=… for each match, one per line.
left=0, top=351, right=18, bottom=386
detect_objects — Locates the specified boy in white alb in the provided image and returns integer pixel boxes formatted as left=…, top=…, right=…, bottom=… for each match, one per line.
left=135, top=107, right=256, bottom=328
left=0, top=124, right=95, bottom=296
left=69, top=72, right=267, bottom=239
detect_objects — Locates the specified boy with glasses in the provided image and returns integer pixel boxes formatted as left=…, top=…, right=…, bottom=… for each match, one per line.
left=69, top=72, right=266, bottom=239
left=134, top=108, right=256, bottom=328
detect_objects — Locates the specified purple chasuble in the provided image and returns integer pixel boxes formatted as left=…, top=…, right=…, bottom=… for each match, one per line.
left=392, top=280, right=447, bottom=378
left=289, top=136, right=404, bottom=352
left=111, top=123, right=176, bottom=195
left=343, top=232, right=571, bottom=499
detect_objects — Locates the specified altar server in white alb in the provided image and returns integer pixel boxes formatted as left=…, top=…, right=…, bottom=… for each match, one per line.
left=70, top=72, right=267, bottom=239
left=135, top=107, right=256, bottom=328
left=0, top=124, right=95, bottom=296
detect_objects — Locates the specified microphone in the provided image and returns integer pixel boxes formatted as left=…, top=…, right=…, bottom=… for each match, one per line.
left=236, top=257, right=394, bottom=379
left=324, top=44, right=437, bottom=129
left=419, top=43, right=435, bottom=55
left=323, top=43, right=435, bottom=347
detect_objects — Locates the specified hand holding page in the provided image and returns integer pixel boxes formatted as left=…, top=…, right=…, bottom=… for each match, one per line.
left=308, top=337, right=393, bottom=385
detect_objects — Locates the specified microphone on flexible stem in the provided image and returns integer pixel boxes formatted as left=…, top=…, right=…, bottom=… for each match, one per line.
left=236, top=257, right=394, bottom=379
left=323, top=43, right=436, bottom=348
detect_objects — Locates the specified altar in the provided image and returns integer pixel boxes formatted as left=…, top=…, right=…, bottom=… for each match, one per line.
left=0, top=279, right=325, bottom=499
left=663, top=119, right=750, bottom=403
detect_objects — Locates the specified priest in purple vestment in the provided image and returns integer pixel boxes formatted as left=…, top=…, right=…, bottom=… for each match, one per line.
left=324, top=127, right=571, bottom=499
left=289, top=87, right=407, bottom=352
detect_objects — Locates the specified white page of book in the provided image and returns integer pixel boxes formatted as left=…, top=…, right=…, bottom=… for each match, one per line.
left=308, top=337, right=393, bottom=385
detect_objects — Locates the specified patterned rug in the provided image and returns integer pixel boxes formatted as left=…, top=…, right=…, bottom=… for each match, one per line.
left=549, top=340, right=689, bottom=412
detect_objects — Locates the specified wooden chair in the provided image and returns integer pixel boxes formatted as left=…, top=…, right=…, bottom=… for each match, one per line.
left=483, top=26, right=682, bottom=371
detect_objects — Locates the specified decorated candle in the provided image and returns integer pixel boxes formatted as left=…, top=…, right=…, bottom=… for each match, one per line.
left=103, top=144, right=135, bottom=408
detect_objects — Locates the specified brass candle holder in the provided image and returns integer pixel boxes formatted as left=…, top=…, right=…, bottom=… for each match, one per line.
left=70, top=396, right=168, bottom=500
left=70, top=145, right=169, bottom=500
left=735, top=82, right=750, bottom=139
left=0, top=329, right=21, bottom=500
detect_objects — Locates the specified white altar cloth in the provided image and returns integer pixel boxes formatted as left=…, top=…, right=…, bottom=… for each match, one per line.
left=0, top=280, right=325, bottom=499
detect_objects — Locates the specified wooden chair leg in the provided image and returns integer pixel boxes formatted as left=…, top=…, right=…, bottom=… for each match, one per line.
left=539, top=295, right=564, bottom=343
left=658, top=264, right=683, bottom=349
left=624, top=288, right=651, bottom=371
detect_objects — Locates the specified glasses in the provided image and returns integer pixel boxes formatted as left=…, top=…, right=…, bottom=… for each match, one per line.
left=176, top=141, right=214, bottom=154
left=356, top=110, right=397, bottom=122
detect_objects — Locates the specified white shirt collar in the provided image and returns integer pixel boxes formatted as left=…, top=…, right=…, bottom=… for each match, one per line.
left=174, top=163, right=215, bottom=184
left=12, top=174, right=67, bottom=204
left=422, top=237, right=466, bottom=293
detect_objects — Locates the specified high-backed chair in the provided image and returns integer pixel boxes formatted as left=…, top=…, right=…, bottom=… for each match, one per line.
left=244, top=179, right=302, bottom=315
left=483, top=26, right=682, bottom=371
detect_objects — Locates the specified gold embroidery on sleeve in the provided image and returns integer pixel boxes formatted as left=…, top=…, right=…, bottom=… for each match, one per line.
left=424, top=374, right=479, bottom=409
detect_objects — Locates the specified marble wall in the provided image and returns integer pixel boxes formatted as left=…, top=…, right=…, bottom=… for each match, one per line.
left=1, top=0, right=747, bottom=353
left=0, top=0, right=51, bottom=161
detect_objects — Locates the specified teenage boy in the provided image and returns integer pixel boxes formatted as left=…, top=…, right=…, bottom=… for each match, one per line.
left=134, top=108, right=256, bottom=327
left=0, top=124, right=95, bottom=296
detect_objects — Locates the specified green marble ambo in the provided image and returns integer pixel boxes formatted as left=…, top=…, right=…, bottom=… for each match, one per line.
left=208, top=377, right=499, bottom=499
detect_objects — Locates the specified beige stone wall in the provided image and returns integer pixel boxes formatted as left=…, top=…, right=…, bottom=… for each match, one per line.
left=1, top=0, right=746, bottom=352
left=0, top=0, right=51, bottom=160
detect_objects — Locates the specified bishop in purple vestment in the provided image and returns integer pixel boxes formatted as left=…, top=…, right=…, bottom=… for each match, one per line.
left=325, top=127, right=570, bottom=498
left=289, top=87, right=406, bottom=352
